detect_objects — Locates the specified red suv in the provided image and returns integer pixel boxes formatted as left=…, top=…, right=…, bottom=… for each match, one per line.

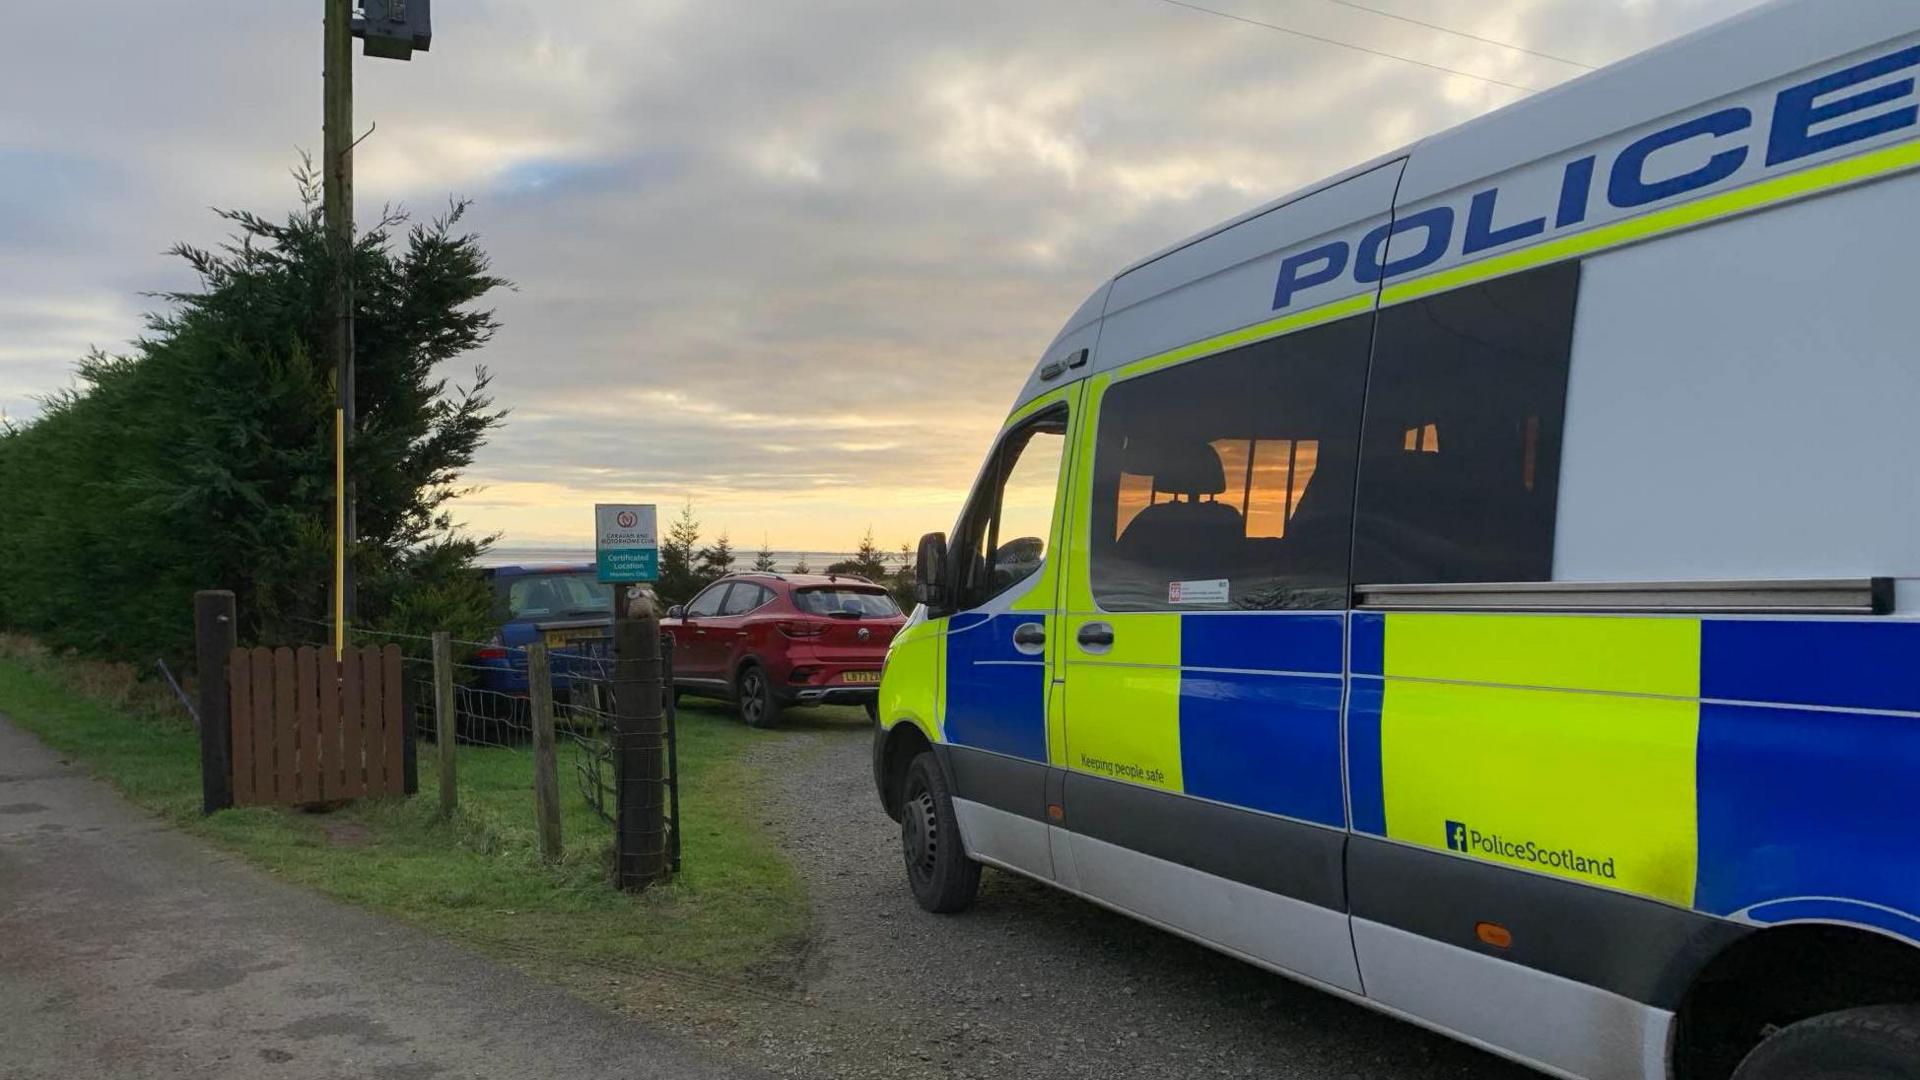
left=662, top=573, right=905, bottom=727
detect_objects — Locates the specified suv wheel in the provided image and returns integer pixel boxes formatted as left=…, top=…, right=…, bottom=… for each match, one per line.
left=736, top=662, right=781, bottom=729
left=1733, top=1006, right=1920, bottom=1080
left=900, top=752, right=980, bottom=913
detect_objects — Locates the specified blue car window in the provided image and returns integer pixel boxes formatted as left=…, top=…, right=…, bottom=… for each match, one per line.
left=504, top=573, right=612, bottom=619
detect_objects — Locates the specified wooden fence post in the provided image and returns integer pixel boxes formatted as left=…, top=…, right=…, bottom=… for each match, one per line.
left=527, top=643, right=563, bottom=862
left=400, top=666, right=418, bottom=797
left=613, top=589, right=666, bottom=891
left=432, top=631, right=456, bottom=817
left=194, top=591, right=237, bottom=815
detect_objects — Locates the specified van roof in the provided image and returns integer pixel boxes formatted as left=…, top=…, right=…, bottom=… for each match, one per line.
left=1019, top=0, right=1911, bottom=405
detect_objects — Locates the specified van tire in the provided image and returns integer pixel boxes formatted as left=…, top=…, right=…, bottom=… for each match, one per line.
left=736, top=662, right=781, bottom=729
left=900, top=752, right=979, bottom=914
left=1731, top=1006, right=1920, bottom=1080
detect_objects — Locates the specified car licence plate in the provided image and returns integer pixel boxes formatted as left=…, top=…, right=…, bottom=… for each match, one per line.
left=545, top=630, right=604, bottom=649
left=840, top=670, right=880, bottom=685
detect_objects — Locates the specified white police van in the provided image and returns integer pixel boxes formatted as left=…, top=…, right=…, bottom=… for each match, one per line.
left=872, top=2, right=1920, bottom=1078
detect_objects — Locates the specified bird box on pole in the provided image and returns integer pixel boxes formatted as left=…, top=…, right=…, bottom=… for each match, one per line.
left=352, top=0, right=432, bottom=61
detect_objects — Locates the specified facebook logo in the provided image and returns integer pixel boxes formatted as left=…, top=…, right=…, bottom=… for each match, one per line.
left=1446, top=820, right=1470, bottom=853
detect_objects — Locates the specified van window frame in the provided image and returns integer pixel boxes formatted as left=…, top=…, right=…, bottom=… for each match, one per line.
left=1349, top=260, right=1581, bottom=588
left=1084, top=313, right=1375, bottom=614
left=946, top=403, right=1071, bottom=613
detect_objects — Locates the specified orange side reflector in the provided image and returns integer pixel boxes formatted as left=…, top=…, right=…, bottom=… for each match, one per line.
left=1046, top=804, right=1065, bottom=823
left=1476, top=922, right=1513, bottom=949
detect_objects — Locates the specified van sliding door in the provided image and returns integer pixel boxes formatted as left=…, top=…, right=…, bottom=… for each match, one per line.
left=1051, top=162, right=1402, bottom=994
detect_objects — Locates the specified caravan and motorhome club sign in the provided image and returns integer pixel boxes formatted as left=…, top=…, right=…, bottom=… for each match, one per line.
left=594, top=503, right=659, bottom=583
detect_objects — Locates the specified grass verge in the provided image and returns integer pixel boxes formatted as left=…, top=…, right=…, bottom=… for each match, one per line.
left=0, top=635, right=819, bottom=980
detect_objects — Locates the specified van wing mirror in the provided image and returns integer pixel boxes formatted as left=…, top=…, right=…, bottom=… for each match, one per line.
left=914, top=532, right=948, bottom=609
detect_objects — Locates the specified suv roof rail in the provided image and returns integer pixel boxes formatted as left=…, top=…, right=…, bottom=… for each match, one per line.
left=722, top=570, right=786, bottom=582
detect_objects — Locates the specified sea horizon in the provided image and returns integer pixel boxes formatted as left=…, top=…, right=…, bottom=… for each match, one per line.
left=479, top=545, right=877, bottom=572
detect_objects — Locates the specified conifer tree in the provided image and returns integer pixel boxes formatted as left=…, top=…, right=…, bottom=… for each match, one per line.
left=696, top=531, right=736, bottom=582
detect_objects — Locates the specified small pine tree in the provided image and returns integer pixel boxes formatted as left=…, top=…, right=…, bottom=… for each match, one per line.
left=753, top=538, right=778, bottom=572
left=851, top=526, right=890, bottom=581
left=791, top=554, right=811, bottom=574
left=657, top=498, right=702, bottom=604
left=890, top=542, right=917, bottom=611
left=696, top=531, right=736, bottom=582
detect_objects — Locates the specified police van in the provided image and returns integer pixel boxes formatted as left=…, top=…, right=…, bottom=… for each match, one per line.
left=870, top=2, right=1920, bottom=1078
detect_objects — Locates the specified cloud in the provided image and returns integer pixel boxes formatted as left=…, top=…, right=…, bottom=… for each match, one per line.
left=0, top=0, right=1767, bottom=546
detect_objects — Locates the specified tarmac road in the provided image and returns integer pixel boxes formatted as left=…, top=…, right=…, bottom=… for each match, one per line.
left=0, top=715, right=771, bottom=1080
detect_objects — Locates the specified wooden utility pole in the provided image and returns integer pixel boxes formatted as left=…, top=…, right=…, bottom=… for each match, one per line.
left=324, top=0, right=356, bottom=659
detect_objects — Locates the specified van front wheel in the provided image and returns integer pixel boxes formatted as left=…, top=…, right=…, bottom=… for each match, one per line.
left=1731, top=1006, right=1920, bottom=1080
left=900, top=752, right=980, bottom=914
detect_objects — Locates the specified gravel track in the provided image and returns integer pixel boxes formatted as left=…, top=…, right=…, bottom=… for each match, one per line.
left=686, top=708, right=1542, bottom=1080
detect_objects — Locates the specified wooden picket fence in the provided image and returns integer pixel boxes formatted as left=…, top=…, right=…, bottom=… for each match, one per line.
left=227, top=643, right=409, bottom=807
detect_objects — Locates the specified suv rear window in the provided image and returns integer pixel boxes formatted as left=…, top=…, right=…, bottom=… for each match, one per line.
left=498, top=573, right=612, bottom=620
left=794, top=588, right=899, bottom=618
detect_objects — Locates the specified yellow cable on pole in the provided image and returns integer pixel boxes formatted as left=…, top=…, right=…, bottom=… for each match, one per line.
left=335, top=406, right=346, bottom=660
left=325, top=0, right=353, bottom=663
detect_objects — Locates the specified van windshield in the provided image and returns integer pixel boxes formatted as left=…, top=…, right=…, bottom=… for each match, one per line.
left=794, top=588, right=899, bottom=619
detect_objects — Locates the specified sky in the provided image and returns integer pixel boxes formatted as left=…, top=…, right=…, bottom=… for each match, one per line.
left=0, top=0, right=1768, bottom=551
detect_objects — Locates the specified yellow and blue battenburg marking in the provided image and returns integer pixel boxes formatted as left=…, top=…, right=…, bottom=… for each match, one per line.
left=943, top=612, right=1051, bottom=761
left=1043, top=612, right=1350, bottom=828
left=1348, top=612, right=1920, bottom=940
left=1172, top=613, right=1346, bottom=827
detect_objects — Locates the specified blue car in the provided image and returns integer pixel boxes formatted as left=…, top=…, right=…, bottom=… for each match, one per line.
left=472, top=564, right=614, bottom=721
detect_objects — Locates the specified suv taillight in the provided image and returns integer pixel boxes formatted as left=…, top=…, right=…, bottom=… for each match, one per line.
left=777, top=620, right=824, bottom=638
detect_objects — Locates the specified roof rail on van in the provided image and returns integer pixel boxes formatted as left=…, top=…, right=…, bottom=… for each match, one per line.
left=1354, top=578, right=1894, bottom=616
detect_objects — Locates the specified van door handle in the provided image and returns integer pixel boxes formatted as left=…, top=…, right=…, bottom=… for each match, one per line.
left=1076, top=622, right=1114, bottom=652
left=1012, top=623, right=1046, bottom=654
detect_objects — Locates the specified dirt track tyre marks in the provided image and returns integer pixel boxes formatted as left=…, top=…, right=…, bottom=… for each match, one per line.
left=726, top=711, right=1537, bottom=1080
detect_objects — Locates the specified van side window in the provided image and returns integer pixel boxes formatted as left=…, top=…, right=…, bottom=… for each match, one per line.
left=1089, top=315, right=1372, bottom=611
left=1351, top=261, right=1580, bottom=585
left=951, top=409, right=1067, bottom=610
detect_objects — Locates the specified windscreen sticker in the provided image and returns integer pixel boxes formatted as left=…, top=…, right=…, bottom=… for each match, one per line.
left=1169, top=579, right=1230, bottom=605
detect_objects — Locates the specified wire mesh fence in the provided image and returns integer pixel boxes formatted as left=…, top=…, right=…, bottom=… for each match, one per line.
left=558, top=633, right=681, bottom=874
left=270, top=615, right=679, bottom=885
